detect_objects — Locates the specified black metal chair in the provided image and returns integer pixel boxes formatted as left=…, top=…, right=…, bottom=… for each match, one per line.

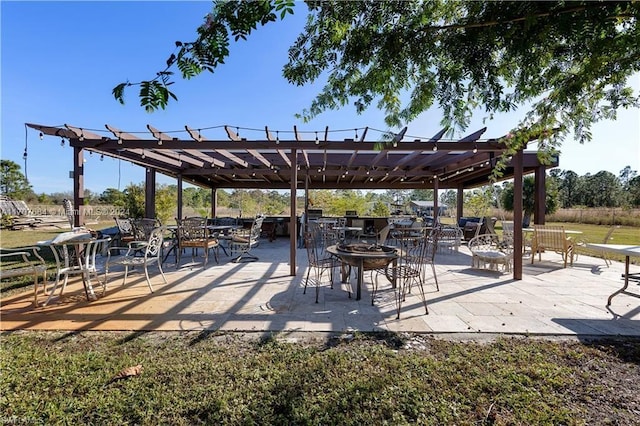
left=303, top=229, right=342, bottom=303
left=229, top=215, right=264, bottom=263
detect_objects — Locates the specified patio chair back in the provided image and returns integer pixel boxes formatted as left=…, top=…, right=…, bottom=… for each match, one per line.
left=105, top=226, right=167, bottom=293
left=374, top=234, right=431, bottom=319
left=133, top=218, right=161, bottom=241
left=176, top=217, right=219, bottom=267
left=63, top=199, right=74, bottom=229
left=303, top=231, right=341, bottom=302
left=114, top=217, right=137, bottom=245
left=230, top=215, right=264, bottom=263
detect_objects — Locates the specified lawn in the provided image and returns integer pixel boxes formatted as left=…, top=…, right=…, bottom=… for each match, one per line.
left=1, top=331, right=639, bottom=424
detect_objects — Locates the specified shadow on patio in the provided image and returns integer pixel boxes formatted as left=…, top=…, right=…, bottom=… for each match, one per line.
left=2, top=238, right=639, bottom=337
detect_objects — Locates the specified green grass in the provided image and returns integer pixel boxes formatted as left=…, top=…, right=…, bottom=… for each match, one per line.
left=1, top=332, right=639, bottom=424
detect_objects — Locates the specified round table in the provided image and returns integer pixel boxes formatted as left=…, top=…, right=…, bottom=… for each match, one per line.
left=326, top=244, right=398, bottom=300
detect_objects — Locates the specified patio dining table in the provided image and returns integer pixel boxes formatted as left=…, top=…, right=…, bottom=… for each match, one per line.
left=585, top=243, right=640, bottom=305
left=326, top=243, right=399, bottom=301
left=37, top=230, right=111, bottom=305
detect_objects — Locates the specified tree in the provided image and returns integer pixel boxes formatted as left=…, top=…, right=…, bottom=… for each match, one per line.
left=123, top=183, right=145, bottom=218
left=99, top=188, right=126, bottom=206
left=440, top=190, right=458, bottom=214
left=581, top=171, right=623, bottom=208
left=0, top=160, right=34, bottom=200
left=115, top=1, right=639, bottom=171
left=464, top=187, right=493, bottom=218
left=501, top=176, right=559, bottom=225
left=628, top=175, right=640, bottom=207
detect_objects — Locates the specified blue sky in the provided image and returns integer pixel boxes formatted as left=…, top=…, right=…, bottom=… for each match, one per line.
left=2, top=1, right=639, bottom=195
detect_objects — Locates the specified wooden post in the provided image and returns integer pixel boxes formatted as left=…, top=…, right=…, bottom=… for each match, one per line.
left=456, top=183, right=464, bottom=222
left=513, top=150, right=524, bottom=280
left=211, top=188, right=217, bottom=218
left=73, top=147, right=85, bottom=227
left=290, top=149, right=297, bottom=276
left=176, top=174, right=183, bottom=221
left=433, top=178, right=439, bottom=223
left=534, top=165, right=546, bottom=225
left=145, top=167, right=156, bottom=219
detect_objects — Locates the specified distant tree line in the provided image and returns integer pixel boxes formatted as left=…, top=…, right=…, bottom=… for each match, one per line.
left=2, top=160, right=638, bottom=224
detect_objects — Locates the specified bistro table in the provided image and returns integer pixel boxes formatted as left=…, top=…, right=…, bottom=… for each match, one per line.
left=326, top=243, right=399, bottom=301
left=37, top=230, right=111, bottom=305
left=585, top=243, right=640, bottom=305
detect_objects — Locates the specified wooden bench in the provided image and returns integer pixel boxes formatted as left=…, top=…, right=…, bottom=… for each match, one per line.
left=531, top=225, right=575, bottom=268
left=0, top=246, right=48, bottom=306
left=468, top=234, right=513, bottom=272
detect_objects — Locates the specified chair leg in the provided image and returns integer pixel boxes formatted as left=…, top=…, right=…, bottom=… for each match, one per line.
left=431, top=263, right=439, bottom=291
left=143, top=267, right=155, bottom=293
left=303, top=267, right=311, bottom=295
left=157, top=259, right=167, bottom=283
left=122, top=266, right=129, bottom=286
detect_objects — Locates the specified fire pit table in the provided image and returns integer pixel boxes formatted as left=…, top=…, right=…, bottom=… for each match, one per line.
left=326, top=243, right=399, bottom=300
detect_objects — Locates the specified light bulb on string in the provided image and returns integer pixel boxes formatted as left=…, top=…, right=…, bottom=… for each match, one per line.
left=432, top=143, right=438, bottom=152
left=472, top=142, right=478, bottom=153
left=354, top=128, right=358, bottom=139
left=315, top=131, right=319, bottom=145
left=39, top=132, right=44, bottom=140
left=275, top=131, right=280, bottom=145
left=60, top=138, right=65, bottom=147
left=79, top=129, right=85, bottom=141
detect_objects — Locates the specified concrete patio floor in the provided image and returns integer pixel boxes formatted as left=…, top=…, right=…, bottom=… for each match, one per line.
left=2, top=238, right=639, bottom=337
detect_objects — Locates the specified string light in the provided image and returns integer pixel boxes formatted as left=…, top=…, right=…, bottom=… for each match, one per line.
left=39, top=132, right=44, bottom=140
left=79, top=129, right=85, bottom=141
left=354, top=128, right=358, bottom=139
left=473, top=142, right=478, bottom=153
left=100, top=154, right=104, bottom=161
left=432, top=142, right=438, bottom=152
left=275, top=130, right=280, bottom=145
left=315, top=131, right=319, bottom=145
left=60, top=138, right=65, bottom=147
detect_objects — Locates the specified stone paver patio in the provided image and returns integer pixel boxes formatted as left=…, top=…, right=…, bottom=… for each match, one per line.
left=2, top=238, right=639, bottom=337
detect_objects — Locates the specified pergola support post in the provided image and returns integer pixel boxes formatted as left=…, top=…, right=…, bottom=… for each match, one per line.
left=534, top=165, right=546, bottom=225
left=211, top=188, right=217, bottom=218
left=73, top=147, right=85, bottom=227
left=513, top=149, right=524, bottom=280
left=177, top=174, right=183, bottom=220
left=456, top=183, right=464, bottom=223
left=145, top=167, right=156, bottom=219
left=433, top=178, right=439, bottom=223
left=289, top=149, right=297, bottom=276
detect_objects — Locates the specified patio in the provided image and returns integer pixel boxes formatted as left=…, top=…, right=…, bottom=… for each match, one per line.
left=2, top=238, right=639, bottom=337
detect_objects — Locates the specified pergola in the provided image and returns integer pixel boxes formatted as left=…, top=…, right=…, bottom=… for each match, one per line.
left=27, top=122, right=559, bottom=280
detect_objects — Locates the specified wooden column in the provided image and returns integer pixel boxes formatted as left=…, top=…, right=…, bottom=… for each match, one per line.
left=513, top=150, right=524, bottom=280
left=433, top=178, right=439, bottom=223
left=73, top=146, right=85, bottom=227
left=176, top=174, right=183, bottom=221
left=456, top=183, right=464, bottom=222
left=211, top=188, right=217, bottom=218
left=145, top=167, right=156, bottom=219
left=534, top=165, right=546, bottom=225
left=290, top=149, right=298, bottom=276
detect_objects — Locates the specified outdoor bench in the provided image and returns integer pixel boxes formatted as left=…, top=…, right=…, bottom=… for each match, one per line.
left=0, top=246, right=48, bottom=306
